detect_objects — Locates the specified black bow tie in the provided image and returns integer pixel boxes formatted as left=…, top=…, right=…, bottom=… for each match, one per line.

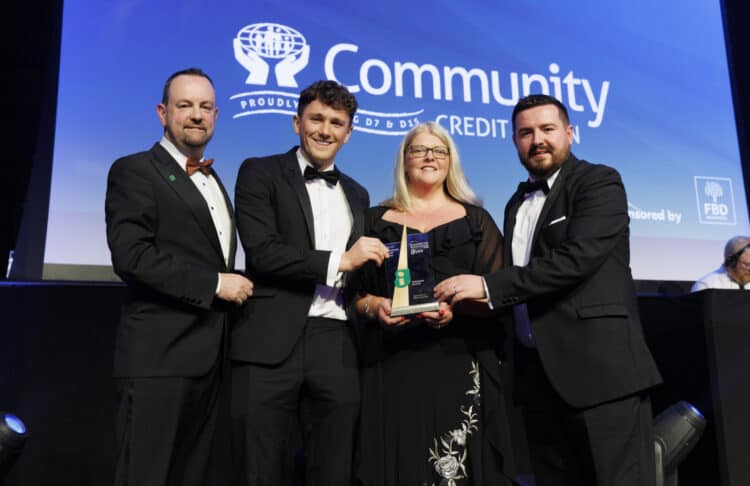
left=304, top=165, right=340, bottom=185
left=518, top=179, right=549, bottom=195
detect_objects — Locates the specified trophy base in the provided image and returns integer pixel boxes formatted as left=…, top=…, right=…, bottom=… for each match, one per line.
left=390, top=301, right=440, bottom=317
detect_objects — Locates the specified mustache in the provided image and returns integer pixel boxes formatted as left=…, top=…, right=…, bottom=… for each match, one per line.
left=528, top=144, right=550, bottom=157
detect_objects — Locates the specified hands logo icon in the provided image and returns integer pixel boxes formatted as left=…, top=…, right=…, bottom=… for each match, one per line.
left=235, top=23, right=310, bottom=88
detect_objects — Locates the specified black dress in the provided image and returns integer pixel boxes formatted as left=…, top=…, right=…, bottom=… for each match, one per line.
left=353, top=204, right=516, bottom=486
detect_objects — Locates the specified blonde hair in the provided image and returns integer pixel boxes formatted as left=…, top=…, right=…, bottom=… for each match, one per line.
left=383, top=121, right=480, bottom=210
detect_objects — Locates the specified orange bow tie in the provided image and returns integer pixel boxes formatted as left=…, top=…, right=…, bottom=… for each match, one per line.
left=186, top=157, right=214, bottom=176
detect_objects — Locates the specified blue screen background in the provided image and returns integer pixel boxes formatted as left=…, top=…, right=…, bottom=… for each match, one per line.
left=45, top=0, right=749, bottom=281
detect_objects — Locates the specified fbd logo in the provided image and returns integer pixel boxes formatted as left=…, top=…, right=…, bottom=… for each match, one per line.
left=230, top=22, right=422, bottom=135
left=694, top=176, right=737, bottom=225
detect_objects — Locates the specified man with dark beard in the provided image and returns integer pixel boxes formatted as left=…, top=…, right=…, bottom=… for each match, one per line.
left=435, top=94, right=662, bottom=486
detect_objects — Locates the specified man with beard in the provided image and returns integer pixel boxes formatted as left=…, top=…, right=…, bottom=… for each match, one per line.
left=435, top=94, right=662, bottom=486
left=106, top=68, right=253, bottom=486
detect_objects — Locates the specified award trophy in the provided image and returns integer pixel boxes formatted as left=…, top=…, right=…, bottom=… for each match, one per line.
left=384, top=226, right=440, bottom=317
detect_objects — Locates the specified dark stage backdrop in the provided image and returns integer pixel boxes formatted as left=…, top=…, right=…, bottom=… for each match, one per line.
left=4, top=284, right=750, bottom=486
left=0, top=283, right=121, bottom=486
left=11, top=0, right=750, bottom=284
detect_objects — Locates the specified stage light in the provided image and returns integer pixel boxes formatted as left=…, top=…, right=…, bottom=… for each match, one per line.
left=653, top=401, right=705, bottom=486
left=0, top=412, right=27, bottom=479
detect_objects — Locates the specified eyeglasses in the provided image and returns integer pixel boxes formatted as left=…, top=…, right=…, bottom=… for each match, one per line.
left=407, top=145, right=450, bottom=159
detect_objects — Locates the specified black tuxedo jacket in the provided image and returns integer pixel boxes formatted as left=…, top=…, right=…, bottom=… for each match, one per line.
left=105, top=142, right=236, bottom=378
left=232, top=147, right=369, bottom=365
left=485, top=155, right=662, bottom=408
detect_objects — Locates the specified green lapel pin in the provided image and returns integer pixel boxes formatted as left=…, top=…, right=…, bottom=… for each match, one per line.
left=169, top=174, right=176, bottom=182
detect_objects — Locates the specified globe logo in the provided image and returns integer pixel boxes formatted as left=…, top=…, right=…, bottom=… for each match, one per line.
left=237, top=23, right=306, bottom=60
left=234, top=22, right=310, bottom=88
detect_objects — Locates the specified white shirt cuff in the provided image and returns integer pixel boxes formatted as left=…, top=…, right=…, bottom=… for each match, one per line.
left=326, top=251, right=344, bottom=288
left=215, top=273, right=222, bottom=295
left=482, top=276, right=494, bottom=310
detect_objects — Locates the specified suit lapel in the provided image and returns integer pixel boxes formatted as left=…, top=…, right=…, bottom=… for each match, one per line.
left=281, top=151, right=316, bottom=247
left=150, top=144, right=226, bottom=266
left=530, top=155, right=577, bottom=249
left=503, top=191, right=524, bottom=266
left=213, top=172, right=237, bottom=269
left=339, top=174, right=365, bottom=248
left=280, top=148, right=362, bottom=250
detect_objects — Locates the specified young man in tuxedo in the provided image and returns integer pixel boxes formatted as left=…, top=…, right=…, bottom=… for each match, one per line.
left=105, top=68, right=253, bottom=486
left=435, top=94, right=662, bottom=486
left=231, top=80, right=388, bottom=485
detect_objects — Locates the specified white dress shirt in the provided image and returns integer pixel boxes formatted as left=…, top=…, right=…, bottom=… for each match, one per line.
left=160, top=137, right=232, bottom=292
left=511, top=168, right=561, bottom=348
left=691, top=266, right=748, bottom=291
left=297, top=149, right=353, bottom=321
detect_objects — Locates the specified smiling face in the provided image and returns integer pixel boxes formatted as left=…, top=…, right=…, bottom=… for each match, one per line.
left=293, top=99, right=352, bottom=169
left=512, top=103, right=574, bottom=178
left=157, top=74, right=217, bottom=158
left=405, top=132, right=451, bottom=190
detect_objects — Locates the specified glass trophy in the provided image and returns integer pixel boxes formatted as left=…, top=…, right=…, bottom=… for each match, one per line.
left=384, top=226, right=440, bottom=317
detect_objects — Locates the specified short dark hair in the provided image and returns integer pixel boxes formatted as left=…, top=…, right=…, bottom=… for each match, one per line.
left=161, top=68, right=214, bottom=104
left=512, top=94, right=570, bottom=132
left=297, top=80, right=358, bottom=124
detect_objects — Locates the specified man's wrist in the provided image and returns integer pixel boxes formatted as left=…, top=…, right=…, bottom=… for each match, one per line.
left=482, top=276, right=493, bottom=310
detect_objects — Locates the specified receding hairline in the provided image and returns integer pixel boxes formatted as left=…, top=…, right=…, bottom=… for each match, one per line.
left=162, top=69, right=215, bottom=104
left=725, top=236, right=750, bottom=258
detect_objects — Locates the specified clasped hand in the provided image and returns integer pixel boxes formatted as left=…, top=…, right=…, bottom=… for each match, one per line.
left=372, top=298, right=453, bottom=330
left=339, top=236, right=389, bottom=272
left=433, top=274, right=486, bottom=305
left=217, top=273, right=254, bottom=305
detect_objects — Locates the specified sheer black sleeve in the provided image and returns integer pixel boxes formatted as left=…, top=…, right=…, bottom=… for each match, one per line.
left=468, top=205, right=504, bottom=275
left=347, top=207, right=390, bottom=301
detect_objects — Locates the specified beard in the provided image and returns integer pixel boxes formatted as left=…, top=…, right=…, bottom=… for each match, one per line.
left=181, top=130, right=212, bottom=149
left=519, top=143, right=570, bottom=178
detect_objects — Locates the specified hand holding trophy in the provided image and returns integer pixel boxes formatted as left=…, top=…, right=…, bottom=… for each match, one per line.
left=386, top=226, right=440, bottom=317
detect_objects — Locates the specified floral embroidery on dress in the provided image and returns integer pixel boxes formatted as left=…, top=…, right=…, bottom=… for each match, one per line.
left=428, top=361, right=481, bottom=486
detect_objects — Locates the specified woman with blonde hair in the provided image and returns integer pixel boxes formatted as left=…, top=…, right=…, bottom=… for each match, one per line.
left=352, top=121, right=516, bottom=485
